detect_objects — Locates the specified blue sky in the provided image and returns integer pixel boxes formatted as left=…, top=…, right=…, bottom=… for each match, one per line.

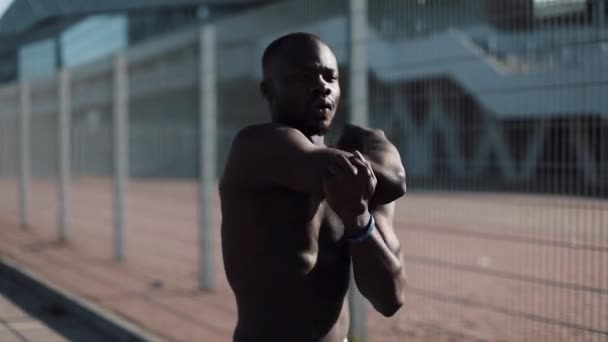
left=0, top=0, right=14, bottom=19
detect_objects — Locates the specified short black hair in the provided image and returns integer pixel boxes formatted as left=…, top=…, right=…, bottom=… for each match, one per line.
left=261, top=32, right=323, bottom=79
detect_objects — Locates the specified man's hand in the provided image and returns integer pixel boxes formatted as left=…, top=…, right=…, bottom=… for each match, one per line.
left=337, top=125, right=406, bottom=205
left=323, top=151, right=377, bottom=234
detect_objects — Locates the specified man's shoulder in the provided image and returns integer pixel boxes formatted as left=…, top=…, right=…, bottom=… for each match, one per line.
left=232, top=123, right=309, bottom=151
left=222, top=123, right=310, bottom=187
left=235, top=123, right=302, bottom=140
left=338, top=124, right=387, bottom=147
left=236, top=123, right=275, bottom=134
left=337, top=124, right=393, bottom=157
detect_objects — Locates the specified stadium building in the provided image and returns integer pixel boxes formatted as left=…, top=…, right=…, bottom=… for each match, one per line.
left=0, top=0, right=606, bottom=195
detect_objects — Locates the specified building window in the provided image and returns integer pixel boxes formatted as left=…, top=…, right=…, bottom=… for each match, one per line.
left=60, top=15, right=127, bottom=68
left=533, top=0, right=588, bottom=18
left=18, top=39, right=57, bottom=80
left=487, top=0, right=592, bottom=30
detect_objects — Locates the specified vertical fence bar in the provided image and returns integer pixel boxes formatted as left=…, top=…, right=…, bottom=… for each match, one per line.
left=198, top=25, right=217, bottom=291
left=19, top=82, right=31, bottom=228
left=596, top=0, right=605, bottom=28
left=349, top=0, right=369, bottom=128
left=113, top=52, right=128, bottom=261
left=348, top=0, right=368, bottom=340
left=58, top=70, right=71, bottom=242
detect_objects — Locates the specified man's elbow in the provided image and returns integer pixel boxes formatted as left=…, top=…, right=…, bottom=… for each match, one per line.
left=372, top=171, right=406, bottom=205
left=376, top=292, right=405, bottom=317
left=394, top=170, right=407, bottom=198
left=375, top=275, right=407, bottom=317
left=386, top=171, right=407, bottom=201
left=387, top=163, right=407, bottom=199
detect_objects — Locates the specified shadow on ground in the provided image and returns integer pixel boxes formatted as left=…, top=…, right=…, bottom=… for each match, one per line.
left=0, top=265, right=112, bottom=342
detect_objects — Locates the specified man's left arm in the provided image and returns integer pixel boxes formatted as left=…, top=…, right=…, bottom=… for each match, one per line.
left=337, top=124, right=406, bottom=205
left=324, top=151, right=406, bottom=317
left=344, top=202, right=407, bottom=317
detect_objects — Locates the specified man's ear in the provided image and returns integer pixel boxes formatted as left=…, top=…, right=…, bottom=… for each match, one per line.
left=260, top=80, right=272, bottom=102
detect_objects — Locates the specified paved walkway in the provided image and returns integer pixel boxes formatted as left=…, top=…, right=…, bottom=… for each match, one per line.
left=0, top=178, right=606, bottom=341
left=0, top=266, right=112, bottom=342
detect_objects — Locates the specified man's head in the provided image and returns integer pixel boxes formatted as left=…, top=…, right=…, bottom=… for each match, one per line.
left=261, top=33, right=340, bottom=137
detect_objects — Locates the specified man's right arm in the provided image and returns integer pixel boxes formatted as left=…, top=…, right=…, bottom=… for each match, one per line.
left=223, top=124, right=355, bottom=194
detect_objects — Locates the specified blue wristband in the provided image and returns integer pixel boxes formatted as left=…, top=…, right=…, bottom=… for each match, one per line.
left=348, top=214, right=375, bottom=243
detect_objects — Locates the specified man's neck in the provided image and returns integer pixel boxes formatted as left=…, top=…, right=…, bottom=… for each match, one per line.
left=270, top=116, right=326, bottom=146
left=309, top=135, right=325, bottom=146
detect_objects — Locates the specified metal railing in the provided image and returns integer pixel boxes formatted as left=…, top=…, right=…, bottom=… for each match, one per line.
left=0, top=0, right=607, bottom=341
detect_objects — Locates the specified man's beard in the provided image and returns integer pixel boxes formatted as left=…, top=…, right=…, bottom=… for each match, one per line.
left=275, top=107, right=331, bottom=136
left=292, top=117, right=329, bottom=137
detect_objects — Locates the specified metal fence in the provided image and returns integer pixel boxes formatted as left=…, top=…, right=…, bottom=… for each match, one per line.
left=0, top=0, right=607, bottom=341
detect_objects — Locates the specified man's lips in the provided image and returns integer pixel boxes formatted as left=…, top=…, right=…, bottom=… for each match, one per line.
left=312, top=99, right=333, bottom=111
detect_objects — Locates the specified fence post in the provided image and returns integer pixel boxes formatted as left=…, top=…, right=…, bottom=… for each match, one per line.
left=18, top=82, right=31, bottom=228
left=113, top=52, right=129, bottom=261
left=597, top=0, right=605, bottom=28
left=198, top=25, right=217, bottom=291
left=349, top=0, right=369, bottom=128
left=348, top=0, right=369, bottom=340
left=58, top=70, right=71, bottom=242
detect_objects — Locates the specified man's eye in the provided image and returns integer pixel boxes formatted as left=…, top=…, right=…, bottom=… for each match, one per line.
left=325, top=73, right=338, bottom=82
left=292, top=72, right=312, bottom=80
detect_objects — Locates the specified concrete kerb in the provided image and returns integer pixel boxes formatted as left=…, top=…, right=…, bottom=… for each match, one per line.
left=0, top=256, right=165, bottom=342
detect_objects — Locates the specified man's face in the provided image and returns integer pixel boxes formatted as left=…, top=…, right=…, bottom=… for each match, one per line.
left=264, top=40, right=341, bottom=136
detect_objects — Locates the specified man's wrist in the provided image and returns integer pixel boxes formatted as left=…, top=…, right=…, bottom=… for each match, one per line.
left=343, top=210, right=372, bottom=237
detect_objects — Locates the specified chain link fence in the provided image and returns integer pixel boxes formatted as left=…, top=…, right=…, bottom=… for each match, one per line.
left=0, top=0, right=606, bottom=341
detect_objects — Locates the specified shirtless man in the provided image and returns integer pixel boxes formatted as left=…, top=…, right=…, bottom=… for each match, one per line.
left=220, top=33, right=407, bottom=342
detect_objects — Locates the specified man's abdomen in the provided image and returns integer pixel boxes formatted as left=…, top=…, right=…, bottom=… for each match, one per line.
left=233, top=287, right=350, bottom=342
left=230, top=240, right=351, bottom=342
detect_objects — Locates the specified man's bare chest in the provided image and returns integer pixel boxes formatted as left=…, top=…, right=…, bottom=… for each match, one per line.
left=258, top=188, right=347, bottom=272
left=262, top=187, right=343, bottom=236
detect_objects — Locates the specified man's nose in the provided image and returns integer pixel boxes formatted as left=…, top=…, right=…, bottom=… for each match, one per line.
left=311, top=75, right=331, bottom=97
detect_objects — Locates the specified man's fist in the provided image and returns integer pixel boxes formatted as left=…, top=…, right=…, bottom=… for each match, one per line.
left=323, top=151, right=377, bottom=219
left=337, top=124, right=406, bottom=205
